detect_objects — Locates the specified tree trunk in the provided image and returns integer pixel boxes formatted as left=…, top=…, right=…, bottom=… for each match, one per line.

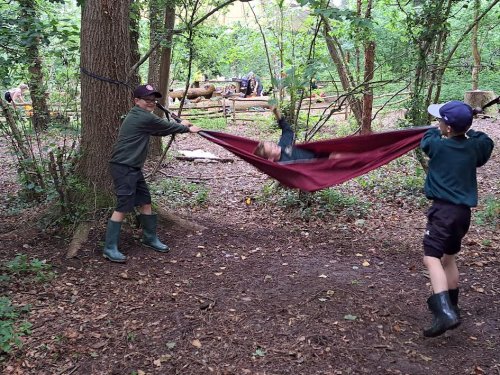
left=471, top=0, right=481, bottom=90
left=78, top=0, right=139, bottom=193
left=464, top=90, right=497, bottom=115
left=150, top=3, right=177, bottom=156
left=18, top=0, right=50, bottom=132
left=158, top=4, right=176, bottom=110
left=321, top=17, right=363, bottom=127
left=361, top=40, right=375, bottom=134
left=147, top=0, right=167, bottom=157
left=147, top=0, right=164, bottom=91
left=361, top=0, right=374, bottom=135
left=406, top=1, right=450, bottom=128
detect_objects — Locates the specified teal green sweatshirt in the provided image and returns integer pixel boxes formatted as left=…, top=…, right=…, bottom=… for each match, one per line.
left=420, top=128, right=494, bottom=207
left=110, top=106, right=189, bottom=168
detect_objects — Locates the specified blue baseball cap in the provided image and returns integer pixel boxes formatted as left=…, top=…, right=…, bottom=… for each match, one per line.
left=133, top=84, right=162, bottom=98
left=427, top=100, right=473, bottom=131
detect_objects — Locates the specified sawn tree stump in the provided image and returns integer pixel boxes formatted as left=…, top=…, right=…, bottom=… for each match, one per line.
left=464, top=90, right=497, bottom=116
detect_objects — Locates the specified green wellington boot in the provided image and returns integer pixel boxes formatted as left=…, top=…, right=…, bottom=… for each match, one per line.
left=423, top=291, right=459, bottom=337
left=102, top=220, right=127, bottom=263
left=138, top=214, right=169, bottom=252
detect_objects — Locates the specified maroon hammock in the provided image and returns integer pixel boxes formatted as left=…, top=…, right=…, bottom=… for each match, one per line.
left=199, top=126, right=434, bottom=192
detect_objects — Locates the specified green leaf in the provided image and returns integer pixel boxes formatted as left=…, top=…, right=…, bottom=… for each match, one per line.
left=343, top=314, right=357, bottom=321
left=166, top=341, right=176, bottom=349
left=253, top=348, right=266, bottom=357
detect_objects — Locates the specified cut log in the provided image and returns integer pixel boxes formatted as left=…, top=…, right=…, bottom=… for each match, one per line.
left=464, top=90, right=497, bottom=116
left=227, top=96, right=271, bottom=110
left=171, top=98, right=227, bottom=110
left=66, top=221, right=94, bottom=258
left=170, top=97, right=271, bottom=111
left=169, top=84, right=216, bottom=100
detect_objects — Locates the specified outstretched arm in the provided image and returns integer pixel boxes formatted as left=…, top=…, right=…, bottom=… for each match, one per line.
left=272, top=107, right=295, bottom=149
left=11, top=92, right=27, bottom=105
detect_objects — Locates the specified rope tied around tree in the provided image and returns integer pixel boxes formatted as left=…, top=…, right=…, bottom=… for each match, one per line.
left=80, top=67, right=133, bottom=90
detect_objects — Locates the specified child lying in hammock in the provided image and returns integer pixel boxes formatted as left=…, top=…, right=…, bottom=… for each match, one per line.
left=253, top=107, right=342, bottom=162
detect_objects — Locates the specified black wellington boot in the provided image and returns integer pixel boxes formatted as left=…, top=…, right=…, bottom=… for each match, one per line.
left=448, top=288, right=461, bottom=328
left=138, top=214, right=169, bottom=252
left=423, top=291, right=460, bottom=337
left=103, top=220, right=127, bottom=263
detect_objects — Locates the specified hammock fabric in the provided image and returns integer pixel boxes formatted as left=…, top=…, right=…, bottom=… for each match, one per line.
left=199, top=126, right=434, bottom=192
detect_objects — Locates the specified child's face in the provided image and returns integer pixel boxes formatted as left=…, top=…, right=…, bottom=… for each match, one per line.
left=263, top=142, right=281, bottom=161
left=135, top=96, right=157, bottom=112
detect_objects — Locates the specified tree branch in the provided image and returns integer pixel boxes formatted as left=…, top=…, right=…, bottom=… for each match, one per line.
left=441, top=0, right=499, bottom=71
left=128, top=0, right=245, bottom=77
left=247, top=2, right=274, bottom=95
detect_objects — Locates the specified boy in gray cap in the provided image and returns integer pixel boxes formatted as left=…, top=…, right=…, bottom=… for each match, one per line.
left=420, top=100, right=494, bottom=337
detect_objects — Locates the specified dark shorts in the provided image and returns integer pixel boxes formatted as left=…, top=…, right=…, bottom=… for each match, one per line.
left=4, top=91, right=12, bottom=103
left=110, top=163, right=151, bottom=213
left=423, top=200, right=471, bottom=258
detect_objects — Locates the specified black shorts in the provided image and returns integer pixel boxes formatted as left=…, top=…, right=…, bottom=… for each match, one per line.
left=110, top=163, right=151, bottom=213
left=4, top=91, right=12, bottom=103
left=423, top=200, right=471, bottom=258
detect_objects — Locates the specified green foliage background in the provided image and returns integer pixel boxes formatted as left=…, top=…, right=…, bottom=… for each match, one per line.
left=1, top=0, right=498, bottom=100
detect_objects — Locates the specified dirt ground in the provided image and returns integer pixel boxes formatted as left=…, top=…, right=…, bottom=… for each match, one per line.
left=1, top=112, right=499, bottom=375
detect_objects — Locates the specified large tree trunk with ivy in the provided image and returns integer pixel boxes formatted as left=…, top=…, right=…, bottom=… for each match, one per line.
left=403, top=1, right=453, bottom=170
left=18, top=0, right=50, bottom=132
left=78, top=0, right=139, bottom=193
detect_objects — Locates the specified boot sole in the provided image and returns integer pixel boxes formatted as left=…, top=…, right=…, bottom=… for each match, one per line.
left=423, top=319, right=460, bottom=337
left=141, top=242, right=170, bottom=253
left=448, top=320, right=461, bottom=330
left=103, top=254, right=127, bottom=263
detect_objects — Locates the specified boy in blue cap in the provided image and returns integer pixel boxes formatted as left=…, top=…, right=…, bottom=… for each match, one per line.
left=420, top=100, right=494, bottom=337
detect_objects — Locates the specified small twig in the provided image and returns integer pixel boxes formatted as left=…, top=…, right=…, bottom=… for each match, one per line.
left=157, top=171, right=251, bottom=180
left=57, top=363, right=79, bottom=375
left=67, top=365, right=80, bottom=375
left=124, top=306, right=143, bottom=314
left=306, top=289, right=329, bottom=303
left=146, top=135, right=175, bottom=180
left=372, top=344, right=393, bottom=350
left=180, top=290, right=215, bottom=302
left=178, top=290, right=217, bottom=310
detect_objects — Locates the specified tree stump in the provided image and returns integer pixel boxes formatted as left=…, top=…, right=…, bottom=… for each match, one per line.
left=464, top=90, right=497, bottom=116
